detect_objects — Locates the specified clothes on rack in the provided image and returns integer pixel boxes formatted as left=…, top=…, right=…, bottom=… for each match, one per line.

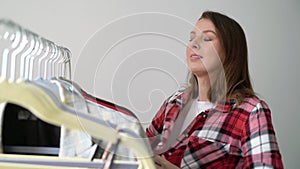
left=0, top=18, right=155, bottom=169
left=2, top=103, right=60, bottom=155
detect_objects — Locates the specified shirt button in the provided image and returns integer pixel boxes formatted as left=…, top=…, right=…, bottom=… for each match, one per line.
left=168, top=152, right=172, bottom=156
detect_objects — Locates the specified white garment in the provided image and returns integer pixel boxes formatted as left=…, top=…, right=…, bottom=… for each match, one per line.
left=59, top=126, right=96, bottom=159
left=180, top=100, right=214, bottom=134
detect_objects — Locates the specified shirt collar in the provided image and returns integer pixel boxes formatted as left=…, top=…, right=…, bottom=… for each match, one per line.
left=212, top=99, right=235, bottom=113
left=178, top=90, right=235, bottom=113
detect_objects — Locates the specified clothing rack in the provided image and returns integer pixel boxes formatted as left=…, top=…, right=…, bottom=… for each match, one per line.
left=0, top=19, right=155, bottom=169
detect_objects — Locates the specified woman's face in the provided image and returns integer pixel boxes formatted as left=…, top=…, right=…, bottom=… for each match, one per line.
left=186, top=18, right=224, bottom=77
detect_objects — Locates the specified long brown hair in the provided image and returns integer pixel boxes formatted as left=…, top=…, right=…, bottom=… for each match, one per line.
left=187, top=11, right=255, bottom=105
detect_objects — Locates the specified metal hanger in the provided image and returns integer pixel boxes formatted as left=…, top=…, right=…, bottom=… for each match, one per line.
left=0, top=19, right=155, bottom=169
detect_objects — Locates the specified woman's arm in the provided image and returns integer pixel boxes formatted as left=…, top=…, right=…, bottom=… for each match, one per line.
left=146, top=99, right=168, bottom=147
left=241, top=101, right=283, bottom=169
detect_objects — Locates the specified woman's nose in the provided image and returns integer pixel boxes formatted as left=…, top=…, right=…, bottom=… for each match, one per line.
left=190, top=40, right=200, bottom=49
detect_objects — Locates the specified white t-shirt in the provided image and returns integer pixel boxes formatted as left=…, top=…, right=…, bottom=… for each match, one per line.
left=180, top=99, right=214, bottom=134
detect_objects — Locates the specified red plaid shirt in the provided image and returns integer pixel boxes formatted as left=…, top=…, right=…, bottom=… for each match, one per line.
left=146, top=90, right=283, bottom=169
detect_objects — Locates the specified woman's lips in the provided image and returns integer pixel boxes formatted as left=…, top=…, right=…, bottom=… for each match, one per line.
left=190, top=53, right=203, bottom=60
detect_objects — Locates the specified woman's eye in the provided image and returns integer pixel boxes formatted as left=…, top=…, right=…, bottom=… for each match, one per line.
left=203, top=37, right=212, bottom=41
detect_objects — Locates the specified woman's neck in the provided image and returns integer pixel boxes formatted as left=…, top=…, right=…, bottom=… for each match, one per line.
left=196, top=75, right=211, bottom=102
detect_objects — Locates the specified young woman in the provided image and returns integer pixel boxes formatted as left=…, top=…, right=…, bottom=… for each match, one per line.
left=146, top=11, right=283, bottom=169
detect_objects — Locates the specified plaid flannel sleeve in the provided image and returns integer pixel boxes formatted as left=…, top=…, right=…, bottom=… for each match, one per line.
left=146, top=99, right=167, bottom=148
left=241, top=101, right=283, bottom=169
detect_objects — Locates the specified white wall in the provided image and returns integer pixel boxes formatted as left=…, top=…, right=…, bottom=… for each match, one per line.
left=1, top=0, right=299, bottom=168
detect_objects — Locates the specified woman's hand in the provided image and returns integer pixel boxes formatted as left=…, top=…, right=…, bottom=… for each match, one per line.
left=154, top=155, right=180, bottom=169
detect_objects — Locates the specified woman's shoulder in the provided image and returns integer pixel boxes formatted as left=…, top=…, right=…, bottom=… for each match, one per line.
left=165, top=88, right=191, bottom=105
left=236, top=96, right=270, bottom=113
